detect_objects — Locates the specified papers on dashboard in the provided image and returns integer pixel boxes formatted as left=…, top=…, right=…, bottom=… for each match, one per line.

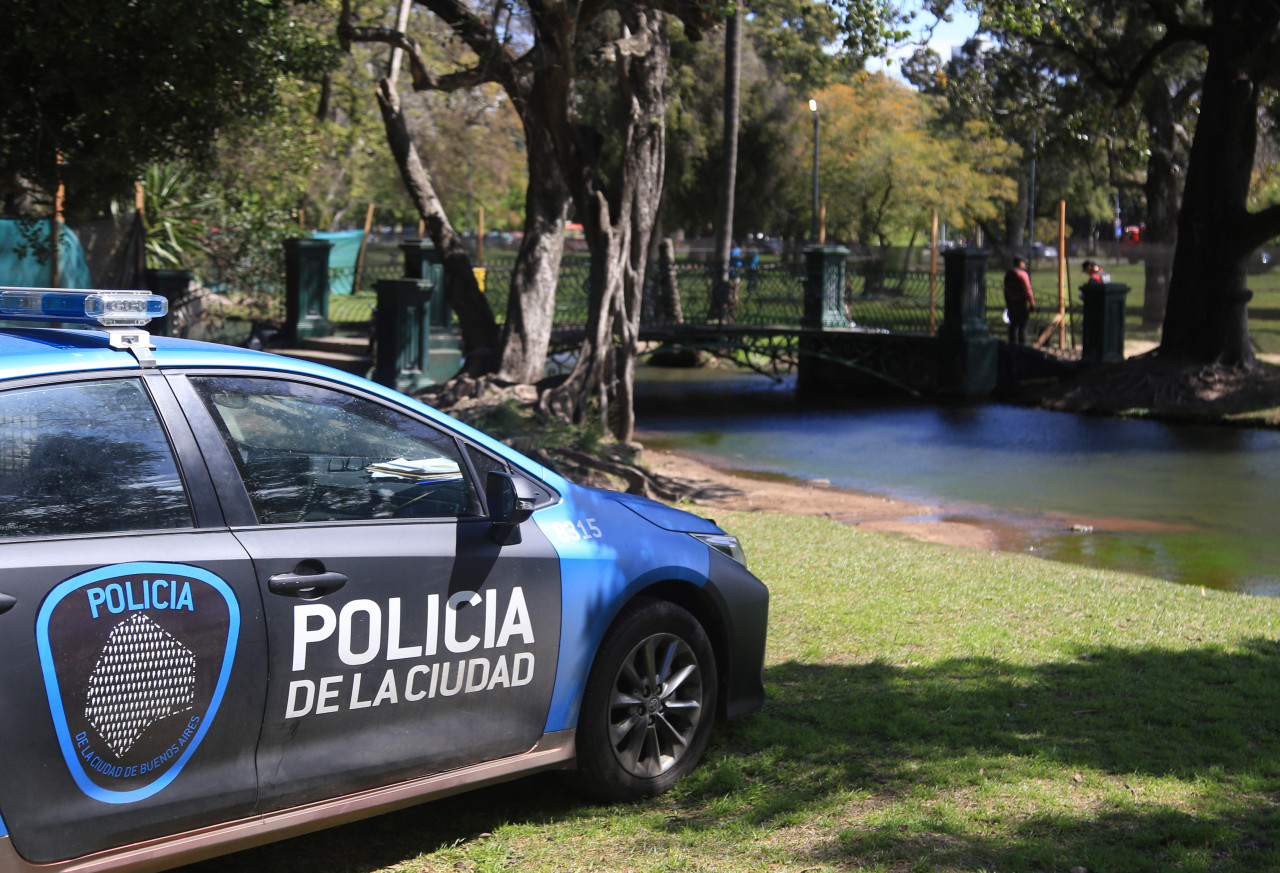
left=365, top=457, right=462, bottom=481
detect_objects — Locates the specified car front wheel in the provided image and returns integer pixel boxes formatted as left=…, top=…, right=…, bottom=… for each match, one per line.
left=575, top=598, right=717, bottom=800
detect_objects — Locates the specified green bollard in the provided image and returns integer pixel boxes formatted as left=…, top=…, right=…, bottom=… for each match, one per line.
left=1080, top=281, right=1131, bottom=363
left=936, top=248, right=997, bottom=396
left=802, top=245, right=849, bottom=329
left=373, top=277, right=435, bottom=393
left=284, top=238, right=333, bottom=343
left=400, top=239, right=449, bottom=328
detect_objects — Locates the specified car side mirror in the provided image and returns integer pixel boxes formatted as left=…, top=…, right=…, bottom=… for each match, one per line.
left=487, top=471, right=536, bottom=545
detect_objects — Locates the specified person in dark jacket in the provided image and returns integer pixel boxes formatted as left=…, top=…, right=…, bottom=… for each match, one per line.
left=1003, top=257, right=1035, bottom=344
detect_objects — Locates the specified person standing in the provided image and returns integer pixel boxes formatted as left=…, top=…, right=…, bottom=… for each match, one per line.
left=1003, top=256, right=1035, bottom=344
left=1082, top=260, right=1110, bottom=283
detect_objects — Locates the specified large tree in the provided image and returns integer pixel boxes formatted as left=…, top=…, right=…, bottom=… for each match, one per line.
left=0, top=0, right=329, bottom=215
left=1013, top=0, right=1203, bottom=326
left=342, top=0, right=578, bottom=384
left=1151, top=0, right=1278, bottom=367
left=974, top=0, right=1280, bottom=367
left=347, top=0, right=721, bottom=438
left=907, top=37, right=1121, bottom=255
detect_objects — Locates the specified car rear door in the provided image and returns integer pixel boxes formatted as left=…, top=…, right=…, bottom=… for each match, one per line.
left=171, top=373, right=561, bottom=812
left=0, top=374, right=265, bottom=864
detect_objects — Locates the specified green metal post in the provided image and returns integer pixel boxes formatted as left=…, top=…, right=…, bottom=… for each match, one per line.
left=400, top=239, right=448, bottom=328
left=937, top=248, right=997, bottom=396
left=802, top=245, right=848, bottom=329
left=284, top=238, right=333, bottom=343
left=373, top=277, right=435, bottom=393
left=1080, top=281, right=1131, bottom=363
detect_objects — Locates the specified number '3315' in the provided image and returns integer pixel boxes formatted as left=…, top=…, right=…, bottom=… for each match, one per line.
left=550, top=519, right=602, bottom=542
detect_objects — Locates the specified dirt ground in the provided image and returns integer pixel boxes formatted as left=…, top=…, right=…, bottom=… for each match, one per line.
left=637, top=444, right=1000, bottom=550
left=1025, top=344, right=1280, bottom=426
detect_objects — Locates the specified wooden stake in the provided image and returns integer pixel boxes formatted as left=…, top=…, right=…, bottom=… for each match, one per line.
left=1034, top=313, right=1065, bottom=349
left=929, top=208, right=938, bottom=334
left=50, top=180, right=65, bottom=287
left=477, top=204, right=485, bottom=264
left=353, top=202, right=376, bottom=295
left=1057, top=199, right=1067, bottom=348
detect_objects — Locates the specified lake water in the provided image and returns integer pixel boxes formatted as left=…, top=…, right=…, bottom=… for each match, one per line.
left=633, top=367, right=1280, bottom=597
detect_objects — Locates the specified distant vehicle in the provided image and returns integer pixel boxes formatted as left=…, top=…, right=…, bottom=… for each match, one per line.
left=1249, top=248, right=1276, bottom=274
left=1026, top=243, right=1058, bottom=260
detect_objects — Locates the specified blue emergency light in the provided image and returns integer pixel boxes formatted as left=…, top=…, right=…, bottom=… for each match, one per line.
left=0, top=288, right=167, bottom=327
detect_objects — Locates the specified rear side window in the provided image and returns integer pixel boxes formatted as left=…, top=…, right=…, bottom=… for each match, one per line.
left=0, top=379, right=192, bottom=537
left=189, top=376, right=481, bottom=524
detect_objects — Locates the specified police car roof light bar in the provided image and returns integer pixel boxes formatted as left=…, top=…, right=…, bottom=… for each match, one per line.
left=0, top=287, right=167, bottom=328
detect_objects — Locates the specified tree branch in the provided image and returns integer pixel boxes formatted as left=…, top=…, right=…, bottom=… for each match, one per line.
left=416, top=0, right=508, bottom=57
left=1240, top=203, right=1280, bottom=253
left=341, top=24, right=483, bottom=90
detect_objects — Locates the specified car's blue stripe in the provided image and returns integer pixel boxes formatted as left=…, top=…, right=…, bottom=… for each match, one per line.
left=536, top=491, right=710, bottom=732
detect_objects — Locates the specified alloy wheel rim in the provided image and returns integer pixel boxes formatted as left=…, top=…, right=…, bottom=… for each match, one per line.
left=606, top=632, right=704, bottom=778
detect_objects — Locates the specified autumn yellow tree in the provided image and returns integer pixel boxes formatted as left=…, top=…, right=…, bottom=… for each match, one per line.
left=813, top=74, right=1018, bottom=252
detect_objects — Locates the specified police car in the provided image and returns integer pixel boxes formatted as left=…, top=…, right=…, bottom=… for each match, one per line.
left=0, top=289, right=767, bottom=873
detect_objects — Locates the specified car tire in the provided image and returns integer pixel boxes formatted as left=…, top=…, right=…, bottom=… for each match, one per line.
left=574, top=598, right=717, bottom=801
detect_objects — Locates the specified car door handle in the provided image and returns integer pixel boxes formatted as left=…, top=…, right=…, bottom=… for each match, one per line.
left=267, top=570, right=348, bottom=598
left=0, top=593, right=15, bottom=615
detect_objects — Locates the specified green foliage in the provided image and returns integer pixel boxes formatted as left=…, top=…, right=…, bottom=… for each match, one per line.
left=910, top=34, right=1132, bottom=245
left=665, top=16, right=815, bottom=238
left=745, top=0, right=846, bottom=90
left=663, top=0, right=925, bottom=240
left=813, top=74, right=1019, bottom=249
left=0, top=0, right=335, bottom=215
left=139, top=164, right=220, bottom=270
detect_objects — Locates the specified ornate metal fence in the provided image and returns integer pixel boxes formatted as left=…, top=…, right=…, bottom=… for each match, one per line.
left=323, top=253, right=1077, bottom=350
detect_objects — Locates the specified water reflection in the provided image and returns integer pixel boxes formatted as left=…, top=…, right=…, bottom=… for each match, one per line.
left=634, top=367, right=1280, bottom=596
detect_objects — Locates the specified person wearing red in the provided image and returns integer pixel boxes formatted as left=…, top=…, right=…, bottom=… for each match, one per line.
left=1002, top=256, right=1035, bottom=344
left=1082, top=260, right=1110, bottom=283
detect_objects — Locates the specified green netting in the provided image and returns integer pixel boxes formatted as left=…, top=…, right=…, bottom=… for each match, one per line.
left=313, top=230, right=364, bottom=295
left=0, top=220, right=92, bottom=288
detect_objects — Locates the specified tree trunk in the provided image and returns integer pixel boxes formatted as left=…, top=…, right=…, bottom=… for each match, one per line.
left=496, top=70, right=570, bottom=384
left=659, top=237, right=683, bottom=322
left=543, top=9, right=669, bottom=443
left=1139, top=78, right=1183, bottom=328
left=374, top=78, right=500, bottom=374
left=712, top=5, right=741, bottom=286
left=1159, top=0, right=1279, bottom=367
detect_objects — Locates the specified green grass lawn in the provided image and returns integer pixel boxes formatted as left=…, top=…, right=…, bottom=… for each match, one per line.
left=184, top=513, right=1280, bottom=873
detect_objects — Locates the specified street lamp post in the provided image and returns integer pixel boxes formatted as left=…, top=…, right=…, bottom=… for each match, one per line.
left=809, top=99, right=819, bottom=244
left=1027, top=124, right=1037, bottom=257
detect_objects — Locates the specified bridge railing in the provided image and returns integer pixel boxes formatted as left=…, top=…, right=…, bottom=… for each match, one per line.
left=389, top=257, right=977, bottom=337
left=642, top=261, right=943, bottom=333
left=467, top=259, right=949, bottom=333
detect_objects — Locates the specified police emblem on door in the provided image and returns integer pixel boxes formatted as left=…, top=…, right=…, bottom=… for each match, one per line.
left=36, top=563, right=239, bottom=803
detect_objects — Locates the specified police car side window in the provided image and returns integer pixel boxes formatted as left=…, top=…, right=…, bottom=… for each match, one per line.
left=0, top=379, right=192, bottom=537
left=189, top=377, right=481, bottom=524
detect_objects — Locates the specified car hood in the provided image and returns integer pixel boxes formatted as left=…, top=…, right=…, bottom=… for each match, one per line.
left=599, top=489, right=724, bottom=534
